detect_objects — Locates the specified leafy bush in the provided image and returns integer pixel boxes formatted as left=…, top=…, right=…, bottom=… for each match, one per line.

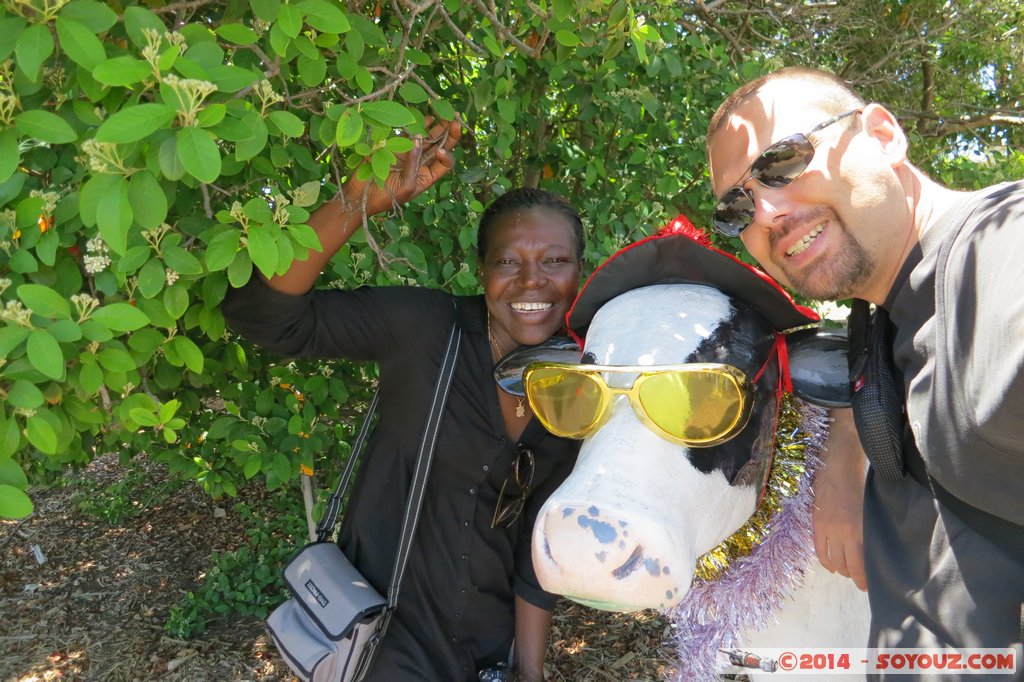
left=164, top=495, right=307, bottom=639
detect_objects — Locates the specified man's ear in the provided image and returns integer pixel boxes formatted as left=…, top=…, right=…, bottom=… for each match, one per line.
left=861, top=103, right=908, bottom=168
left=786, top=327, right=852, bottom=407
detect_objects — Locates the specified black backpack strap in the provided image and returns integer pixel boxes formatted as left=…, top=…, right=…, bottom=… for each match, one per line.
left=847, top=299, right=906, bottom=482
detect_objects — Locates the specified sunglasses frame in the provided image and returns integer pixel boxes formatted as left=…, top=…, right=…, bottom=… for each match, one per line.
left=712, top=108, right=863, bottom=238
left=523, top=361, right=754, bottom=448
left=491, top=447, right=536, bottom=528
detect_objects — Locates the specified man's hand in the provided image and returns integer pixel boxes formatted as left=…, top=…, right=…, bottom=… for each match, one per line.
left=813, top=407, right=868, bottom=591
left=340, top=116, right=461, bottom=218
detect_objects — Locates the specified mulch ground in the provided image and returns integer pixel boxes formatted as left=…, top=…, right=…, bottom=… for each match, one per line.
left=0, top=455, right=676, bottom=682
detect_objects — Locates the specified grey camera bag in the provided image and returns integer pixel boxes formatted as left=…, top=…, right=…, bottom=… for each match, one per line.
left=267, top=322, right=461, bottom=682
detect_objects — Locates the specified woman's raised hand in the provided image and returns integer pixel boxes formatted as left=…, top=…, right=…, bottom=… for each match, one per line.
left=341, top=116, right=462, bottom=218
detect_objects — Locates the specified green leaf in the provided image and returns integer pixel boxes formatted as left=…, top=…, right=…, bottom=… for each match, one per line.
left=17, top=284, right=71, bottom=319
left=361, top=101, right=415, bottom=128
left=137, top=257, right=166, bottom=298
left=158, top=136, right=186, bottom=181
left=129, top=407, right=160, bottom=427
left=298, top=0, right=351, bottom=33
left=552, top=0, right=573, bottom=21
left=55, top=17, right=107, bottom=69
left=59, top=1, right=119, bottom=33
left=93, top=56, right=153, bottom=86
left=163, top=283, right=189, bottom=320
left=9, top=380, right=44, bottom=410
left=386, top=137, right=414, bottom=154
left=0, top=484, right=33, bottom=519
left=249, top=0, right=280, bottom=22
left=204, top=230, right=241, bottom=271
left=234, top=116, right=268, bottom=161
left=158, top=399, right=180, bottom=422
left=246, top=225, right=279, bottom=279
left=77, top=358, right=104, bottom=394
left=335, top=109, right=363, bottom=147
left=216, top=23, right=259, bottom=45
left=15, top=24, right=54, bottom=81
left=555, top=30, right=581, bottom=47
left=27, top=329, right=64, bottom=379
left=0, top=326, right=30, bottom=357
left=277, top=4, right=302, bottom=37
left=91, top=303, right=150, bottom=332
left=398, top=82, right=429, bottom=104
left=163, top=245, right=204, bottom=275
left=95, top=176, right=132, bottom=255
left=168, top=336, right=204, bottom=373
left=25, top=417, right=58, bottom=455
left=227, top=250, right=253, bottom=288
left=0, top=418, right=20, bottom=459
left=268, top=110, right=304, bottom=138
left=0, top=128, right=20, bottom=183
left=272, top=452, right=291, bottom=482
left=176, top=127, right=222, bottom=184
left=371, top=148, right=395, bottom=181
left=242, top=454, right=261, bottom=479
left=0, top=17, right=27, bottom=62
left=128, top=171, right=168, bottom=229
left=430, top=99, right=456, bottom=121
left=14, top=111, right=78, bottom=144
left=0, top=456, right=27, bottom=488
left=96, top=347, right=137, bottom=372
left=45, top=320, right=82, bottom=343
left=95, top=104, right=177, bottom=143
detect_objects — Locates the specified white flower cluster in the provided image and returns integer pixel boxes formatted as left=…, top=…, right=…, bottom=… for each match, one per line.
left=84, top=235, right=111, bottom=274
left=165, top=268, right=179, bottom=286
left=71, top=292, right=99, bottom=320
left=30, top=189, right=61, bottom=217
left=0, top=277, right=10, bottom=295
left=162, top=73, right=218, bottom=126
left=272, top=194, right=290, bottom=225
left=254, top=80, right=283, bottom=114
left=1, top=300, right=32, bottom=327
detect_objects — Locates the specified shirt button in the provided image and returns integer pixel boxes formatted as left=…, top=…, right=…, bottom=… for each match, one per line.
left=461, top=588, right=467, bottom=594
left=468, top=487, right=476, bottom=495
left=454, top=613, right=461, bottom=619
left=482, top=465, right=489, bottom=472
left=450, top=636, right=457, bottom=643
left=463, top=520, right=470, bottom=528
left=461, top=553, right=468, bottom=560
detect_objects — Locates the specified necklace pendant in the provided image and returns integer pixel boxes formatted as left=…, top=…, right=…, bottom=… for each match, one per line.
left=516, top=398, right=526, bottom=418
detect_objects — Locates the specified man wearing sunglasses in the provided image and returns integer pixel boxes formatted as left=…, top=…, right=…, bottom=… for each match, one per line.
left=706, top=66, right=1024, bottom=671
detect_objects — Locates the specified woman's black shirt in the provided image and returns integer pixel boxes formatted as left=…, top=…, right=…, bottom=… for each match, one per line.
left=222, top=278, right=579, bottom=681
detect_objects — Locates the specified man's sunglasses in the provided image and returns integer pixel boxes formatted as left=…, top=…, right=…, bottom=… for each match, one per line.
left=712, top=109, right=862, bottom=238
left=491, top=447, right=535, bottom=528
left=523, top=362, right=753, bottom=447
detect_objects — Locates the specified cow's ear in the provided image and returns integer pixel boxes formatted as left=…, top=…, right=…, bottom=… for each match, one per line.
left=786, top=327, right=852, bottom=407
left=494, top=336, right=581, bottom=397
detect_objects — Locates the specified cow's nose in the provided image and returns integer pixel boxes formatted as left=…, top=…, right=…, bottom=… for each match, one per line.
left=533, top=501, right=692, bottom=612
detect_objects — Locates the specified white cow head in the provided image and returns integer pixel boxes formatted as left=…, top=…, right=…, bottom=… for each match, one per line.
left=514, top=218, right=849, bottom=613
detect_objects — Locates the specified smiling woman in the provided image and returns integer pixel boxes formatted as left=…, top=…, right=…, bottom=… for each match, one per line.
left=220, top=127, right=584, bottom=682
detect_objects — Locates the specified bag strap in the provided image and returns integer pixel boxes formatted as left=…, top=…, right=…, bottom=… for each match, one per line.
left=315, top=321, right=461, bottom=549
left=388, top=320, right=461, bottom=599
left=314, top=388, right=382, bottom=542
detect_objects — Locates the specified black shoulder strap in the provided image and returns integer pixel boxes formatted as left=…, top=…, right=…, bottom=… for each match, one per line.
left=847, top=299, right=906, bottom=482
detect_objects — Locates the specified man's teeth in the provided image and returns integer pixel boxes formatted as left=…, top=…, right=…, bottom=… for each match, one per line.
left=512, top=302, right=552, bottom=312
left=786, top=223, right=825, bottom=256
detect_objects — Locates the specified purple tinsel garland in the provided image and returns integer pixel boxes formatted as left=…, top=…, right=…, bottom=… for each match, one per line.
left=665, top=401, right=830, bottom=681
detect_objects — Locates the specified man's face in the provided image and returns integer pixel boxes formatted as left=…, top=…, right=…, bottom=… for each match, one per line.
left=708, top=87, right=904, bottom=302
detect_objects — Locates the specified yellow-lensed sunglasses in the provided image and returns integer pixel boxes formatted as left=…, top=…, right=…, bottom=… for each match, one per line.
left=523, top=362, right=754, bottom=447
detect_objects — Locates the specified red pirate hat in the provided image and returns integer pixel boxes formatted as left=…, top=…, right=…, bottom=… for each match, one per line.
left=566, top=215, right=819, bottom=346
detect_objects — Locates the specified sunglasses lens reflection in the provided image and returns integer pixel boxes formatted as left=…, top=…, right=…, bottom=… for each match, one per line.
left=752, top=135, right=815, bottom=187
left=638, top=371, right=743, bottom=442
left=526, top=367, right=605, bottom=437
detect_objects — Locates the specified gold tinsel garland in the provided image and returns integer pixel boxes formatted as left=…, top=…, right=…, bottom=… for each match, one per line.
left=692, top=393, right=807, bottom=582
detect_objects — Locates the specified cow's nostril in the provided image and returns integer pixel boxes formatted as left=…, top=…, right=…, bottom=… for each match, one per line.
left=612, top=545, right=645, bottom=579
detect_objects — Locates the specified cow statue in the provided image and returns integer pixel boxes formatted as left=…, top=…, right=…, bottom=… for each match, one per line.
left=500, top=218, right=870, bottom=680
